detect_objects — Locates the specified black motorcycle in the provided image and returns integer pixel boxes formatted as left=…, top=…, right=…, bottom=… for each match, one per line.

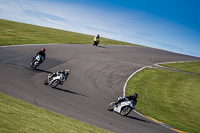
left=93, top=38, right=99, bottom=46
left=31, top=55, right=44, bottom=69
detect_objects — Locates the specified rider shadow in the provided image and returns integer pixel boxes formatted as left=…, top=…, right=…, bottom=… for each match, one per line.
left=33, top=68, right=52, bottom=74
left=96, top=45, right=109, bottom=49
left=126, top=116, right=150, bottom=123
left=53, top=87, right=88, bottom=97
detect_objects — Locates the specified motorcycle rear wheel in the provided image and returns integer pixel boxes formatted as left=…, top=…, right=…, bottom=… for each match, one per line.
left=31, top=61, right=38, bottom=69
left=93, top=41, right=98, bottom=46
left=44, top=79, right=48, bottom=85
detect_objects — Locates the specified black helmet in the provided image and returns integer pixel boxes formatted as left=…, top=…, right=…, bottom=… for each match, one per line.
left=133, top=93, right=138, bottom=99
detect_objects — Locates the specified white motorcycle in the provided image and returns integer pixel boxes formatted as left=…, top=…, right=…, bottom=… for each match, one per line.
left=44, top=73, right=66, bottom=88
left=31, top=55, right=44, bottom=69
left=108, top=97, right=136, bottom=116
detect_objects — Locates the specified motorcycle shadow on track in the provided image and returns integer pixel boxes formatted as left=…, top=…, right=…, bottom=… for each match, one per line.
left=94, top=45, right=108, bottom=49
left=33, top=68, right=52, bottom=74
left=126, top=115, right=150, bottom=123
left=52, top=87, right=88, bottom=97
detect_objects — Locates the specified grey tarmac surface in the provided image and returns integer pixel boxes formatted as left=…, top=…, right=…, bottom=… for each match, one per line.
left=0, top=44, right=199, bottom=133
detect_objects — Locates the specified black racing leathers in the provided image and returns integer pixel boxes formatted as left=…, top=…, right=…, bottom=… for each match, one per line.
left=36, top=51, right=46, bottom=60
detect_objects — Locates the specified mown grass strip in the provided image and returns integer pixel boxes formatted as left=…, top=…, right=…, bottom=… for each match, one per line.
left=0, top=19, right=140, bottom=47
left=126, top=62, right=200, bottom=133
left=0, top=93, right=112, bottom=133
left=160, top=61, right=200, bottom=74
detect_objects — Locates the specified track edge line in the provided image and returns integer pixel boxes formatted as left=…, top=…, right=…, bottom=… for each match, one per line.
left=122, top=61, right=193, bottom=133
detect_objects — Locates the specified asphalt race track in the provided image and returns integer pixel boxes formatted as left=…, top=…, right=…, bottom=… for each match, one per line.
left=0, top=44, right=199, bottom=133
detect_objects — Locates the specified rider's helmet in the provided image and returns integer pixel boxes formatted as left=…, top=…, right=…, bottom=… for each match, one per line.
left=65, top=69, right=70, bottom=75
left=133, top=93, right=138, bottom=99
left=41, top=48, right=46, bottom=52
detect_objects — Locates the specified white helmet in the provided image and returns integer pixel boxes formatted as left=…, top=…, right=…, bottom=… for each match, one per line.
left=65, top=69, right=70, bottom=74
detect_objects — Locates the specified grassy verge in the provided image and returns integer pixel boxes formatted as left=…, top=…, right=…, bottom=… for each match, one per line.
left=0, top=19, right=140, bottom=46
left=160, top=61, right=200, bottom=74
left=126, top=62, right=200, bottom=133
left=0, top=93, right=112, bottom=133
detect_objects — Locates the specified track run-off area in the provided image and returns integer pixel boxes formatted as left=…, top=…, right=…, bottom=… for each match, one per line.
left=0, top=44, right=199, bottom=133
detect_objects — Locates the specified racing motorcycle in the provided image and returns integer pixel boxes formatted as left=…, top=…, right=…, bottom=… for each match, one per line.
left=93, top=38, right=99, bottom=46
left=108, top=97, right=136, bottom=116
left=44, top=73, right=66, bottom=88
left=31, top=55, right=44, bottom=69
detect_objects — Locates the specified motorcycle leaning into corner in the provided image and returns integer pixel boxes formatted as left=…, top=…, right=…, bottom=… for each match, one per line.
left=31, top=55, right=44, bottom=69
left=93, top=38, right=99, bottom=46
left=108, top=93, right=138, bottom=116
left=31, top=48, right=46, bottom=69
left=44, top=70, right=70, bottom=88
left=93, top=34, right=100, bottom=46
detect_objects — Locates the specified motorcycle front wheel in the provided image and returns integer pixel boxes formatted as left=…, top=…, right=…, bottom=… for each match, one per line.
left=31, top=62, right=35, bottom=69
left=31, top=61, right=39, bottom=69
left=50, top=79, right=60, bottom=88
left=108, top=102, right=116, bottom=111
left=93, top=41, right=98, bottom=46
left=120, top=106, right=131, bottom=116
left=44, top=79, right=48, bottom=85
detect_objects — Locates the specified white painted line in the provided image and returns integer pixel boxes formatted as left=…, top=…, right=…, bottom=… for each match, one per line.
left=122, top=66, right=149, bottom=97
left=122, top=60, right=197, bottom=133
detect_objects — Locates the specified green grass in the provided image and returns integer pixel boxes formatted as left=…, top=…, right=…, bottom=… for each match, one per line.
left=161, top=61, right=200, bottom=74
left=0, top=19, right=140, bottom=46
left=0, top=93, right=112, bottom=133
left=126, top=62, right=200, bottom=133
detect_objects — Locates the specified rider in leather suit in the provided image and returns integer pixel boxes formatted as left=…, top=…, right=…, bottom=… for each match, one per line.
left=32, top=48, right=46, bottom=63
left=48, top=69, right=70, bottom=83
left=115, top=93, right=138, bottom=109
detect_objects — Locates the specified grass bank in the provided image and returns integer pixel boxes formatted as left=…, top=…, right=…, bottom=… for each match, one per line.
left=0, top=93, right=112, bottom=133
left=0, top=19, right=140, bottom=46
left=126, top=62, right=200, bottom=133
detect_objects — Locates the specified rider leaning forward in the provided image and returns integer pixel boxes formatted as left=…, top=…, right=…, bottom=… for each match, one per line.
left=93, top=34, right=100, bottom=45
left=32, top=48, right=46, bottom=62
left=115, top=93, right=138, bottom=109
left=48, top=69, right=70, bottom=84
